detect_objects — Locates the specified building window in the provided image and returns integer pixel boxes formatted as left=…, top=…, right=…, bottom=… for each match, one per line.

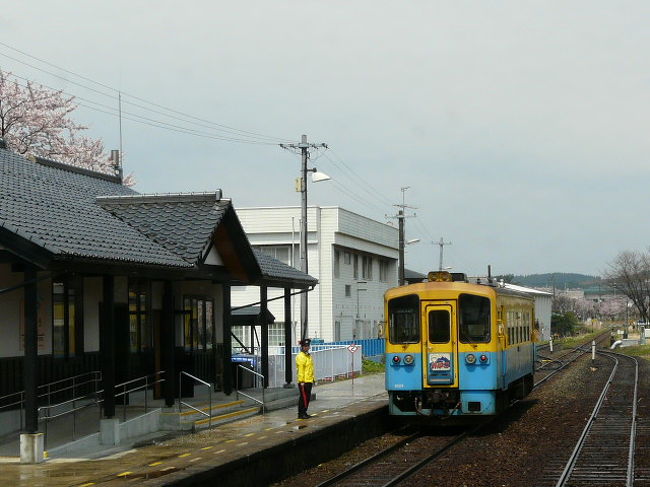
left=53, top=279, right=81, bottom=358
left=345, top=285, right=351, bottom=297
left=183, top=297, right=215, bottom=351
left=334, top=249, right=341, bottom=278
left=254, top=245, right=291, bottom=265
left=129, top=282, right=151, bottom=352
left=362, top=255, right=373, bottom=280
left=353, top=255, right=359, bottom=279
left=379, top=259, right=389, bottom=282
left=344, top=251, right=351, bottom=265
left=334, top=320, right=341, bottom=341
left=269, top=323, right=285, bottom=346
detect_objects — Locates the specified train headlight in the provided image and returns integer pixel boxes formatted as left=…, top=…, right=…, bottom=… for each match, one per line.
left=392, top=355, right=401, bottom=364
left=465, top=353, right=476, bottom=364
left=480, top=354, right=488, bottom=363
left=404, top=354, right=414, bottom=365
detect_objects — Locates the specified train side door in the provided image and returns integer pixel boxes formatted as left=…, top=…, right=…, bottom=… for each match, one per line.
left=424, top=302, right=457, bottom=386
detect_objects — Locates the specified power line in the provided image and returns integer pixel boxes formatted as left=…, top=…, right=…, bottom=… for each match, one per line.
left=4, top=72, right=283, bottom=145
left=0, top=43, right=294, bottom=144
left=320, top=152, right=393, bottom=210
left=327, top=150, right=394, bottom=207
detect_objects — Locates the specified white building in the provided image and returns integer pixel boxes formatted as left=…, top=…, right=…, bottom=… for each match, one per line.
left=232, top=206, right=399, bottom=345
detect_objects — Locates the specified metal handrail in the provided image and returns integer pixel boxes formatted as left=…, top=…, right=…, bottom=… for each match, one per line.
left=113, top=371, right=166, bottom=421
left=179, top=371, right=213, bottom=428
left=235, top=365, right=266, bottom=413
left=0, top=370, right=102, bottom=437
left=0, top=370, right=101, bottom=410
left=38, top=370, right=165, bottom=447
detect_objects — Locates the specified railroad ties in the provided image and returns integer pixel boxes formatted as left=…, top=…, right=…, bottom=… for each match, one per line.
left=537, top=351, right=639, bottom=487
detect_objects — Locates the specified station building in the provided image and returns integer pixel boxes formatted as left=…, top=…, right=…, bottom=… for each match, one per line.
left=233, top=206, right=399, bottom=345
left=0, top=141, right=315, bottom=461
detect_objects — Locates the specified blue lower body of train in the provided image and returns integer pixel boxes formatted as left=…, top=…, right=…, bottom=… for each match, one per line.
left=386, top=345, right=535, bottom=418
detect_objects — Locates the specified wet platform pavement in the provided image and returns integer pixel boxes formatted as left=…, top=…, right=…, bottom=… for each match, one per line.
left=0, top=373, right=387, bottom=486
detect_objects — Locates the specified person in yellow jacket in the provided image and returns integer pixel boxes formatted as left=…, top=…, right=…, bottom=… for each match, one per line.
left=296, top=338, right=315, bottom=419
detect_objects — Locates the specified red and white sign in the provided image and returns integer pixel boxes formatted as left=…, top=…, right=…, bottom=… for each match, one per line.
left=347, top=344, right=359, bottom=353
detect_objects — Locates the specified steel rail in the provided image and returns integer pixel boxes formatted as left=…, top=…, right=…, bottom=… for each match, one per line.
left=314, top=428, right=421, bottom=487
left=534, top=347, right=588, bottom=388
left=318, top=334, right=609, bottom=487
left=554, top=351, right=638, bottom=487
left=379, top=428, right=476, bottom=487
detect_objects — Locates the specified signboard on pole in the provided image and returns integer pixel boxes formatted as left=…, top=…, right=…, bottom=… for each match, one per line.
left=347, top=344, right=359, bottom=385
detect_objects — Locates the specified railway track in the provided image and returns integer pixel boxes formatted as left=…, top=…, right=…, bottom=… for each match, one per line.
left=535, top=332, right=610, bottom=387
left=313, top=334, right=616, bottom=487
left=314, top=428, right=474, bottom=487
left=536, top=350, right=639, bottom=487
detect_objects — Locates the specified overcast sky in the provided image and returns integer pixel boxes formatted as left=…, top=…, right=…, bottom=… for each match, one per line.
left=2, top=1, right=649, bottom=277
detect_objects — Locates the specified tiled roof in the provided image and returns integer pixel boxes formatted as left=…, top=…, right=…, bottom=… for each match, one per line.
left=98, top=193, right=228, bottom=264
left=0, top=146, right=319, bottom=286
left=0, top=148, right=191, bottom=268
left=253, top=249, right=317, bottom=285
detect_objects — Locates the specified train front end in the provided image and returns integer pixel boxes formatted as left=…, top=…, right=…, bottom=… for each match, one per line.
left=385, top=272, right=500, bottom=419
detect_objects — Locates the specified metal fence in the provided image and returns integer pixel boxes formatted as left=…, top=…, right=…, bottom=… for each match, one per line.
left=239, top=345, right=362, bottom=388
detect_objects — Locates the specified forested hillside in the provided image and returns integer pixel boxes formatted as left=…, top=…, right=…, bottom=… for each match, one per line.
left=512, top=273, right=601, bottom=289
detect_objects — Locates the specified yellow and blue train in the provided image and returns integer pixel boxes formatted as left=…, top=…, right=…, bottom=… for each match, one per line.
left=385, top=271, right=536, bottom=419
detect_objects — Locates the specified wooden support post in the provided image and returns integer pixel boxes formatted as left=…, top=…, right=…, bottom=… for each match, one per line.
left=23, top=269, right=38, bottom=434
left=162, top=280, right=175, bottom=407
left=260, top=286, right=269, bottom=388
left=284, top=287, right=293, bottom=385
left=222, top=284, right=233, bottom=395
left=100, top=275, right=116, bottom=419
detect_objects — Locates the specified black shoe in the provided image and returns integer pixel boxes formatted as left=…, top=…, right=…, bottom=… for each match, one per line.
left=298, top=413, right=311, bottom=419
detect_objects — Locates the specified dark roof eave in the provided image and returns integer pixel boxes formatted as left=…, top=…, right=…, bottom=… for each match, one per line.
left=257, top=275, right=318, bottom=289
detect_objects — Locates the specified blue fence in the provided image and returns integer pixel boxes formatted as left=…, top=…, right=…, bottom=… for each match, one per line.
left=309, top=338, right=385, bottom=358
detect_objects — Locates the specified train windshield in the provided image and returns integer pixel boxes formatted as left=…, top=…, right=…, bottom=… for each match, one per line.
left=388, top=294, right=420, bottom=344
left=458, top=294, right=491, bottom=343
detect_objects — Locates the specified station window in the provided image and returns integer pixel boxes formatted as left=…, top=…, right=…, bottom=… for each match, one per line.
left=183, top=296, right=215, bottom=351
left=388, top=294, right=420, bottom=344
left=345, top=285, right=351, bottom=297
left=129, top=282, right=151, bottom=352
left=458, top=294, right=491, bottom=343
left=52, top=278, right=82, bottom=358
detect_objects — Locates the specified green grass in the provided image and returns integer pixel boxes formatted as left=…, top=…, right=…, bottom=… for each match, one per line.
left=362, top=358, right=384, bottom=374
left=611, top=344, right=650, bottom=359
left=554, top=330, right=602, bottom=348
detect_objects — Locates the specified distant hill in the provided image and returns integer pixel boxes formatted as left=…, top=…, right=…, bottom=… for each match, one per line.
left=510, top=273, right=601, bottom=290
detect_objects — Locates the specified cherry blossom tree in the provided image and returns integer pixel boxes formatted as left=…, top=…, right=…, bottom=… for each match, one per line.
left=0, top=70, right=129, bottom=182
left=604, top=250, right=650, bottom=323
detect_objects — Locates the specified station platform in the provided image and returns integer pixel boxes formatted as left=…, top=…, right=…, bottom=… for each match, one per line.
left=0, top=373, right=388, bottom=486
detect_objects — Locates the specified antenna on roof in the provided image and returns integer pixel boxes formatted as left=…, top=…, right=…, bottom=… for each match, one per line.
left=487, top=265, right=493, bottom=284
left=110, top=149, right=123, bottom=181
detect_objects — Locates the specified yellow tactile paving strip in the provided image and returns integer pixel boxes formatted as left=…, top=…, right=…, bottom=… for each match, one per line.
left=0, top=397, right=386, bottom=487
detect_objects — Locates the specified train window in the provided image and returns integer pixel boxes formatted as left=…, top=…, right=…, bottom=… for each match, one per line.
left=458, top=294, right=491, bottom=343
left=428, top=310, right=450, bottom=343
left=388, top=294, right=420, bottom=344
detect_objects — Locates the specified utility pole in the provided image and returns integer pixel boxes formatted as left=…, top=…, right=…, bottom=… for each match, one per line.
left=388, top=187, right=416, bottom=286
left=436, top=237, right=452, bottom=270
left=280, top=135, right=327, bottom=341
